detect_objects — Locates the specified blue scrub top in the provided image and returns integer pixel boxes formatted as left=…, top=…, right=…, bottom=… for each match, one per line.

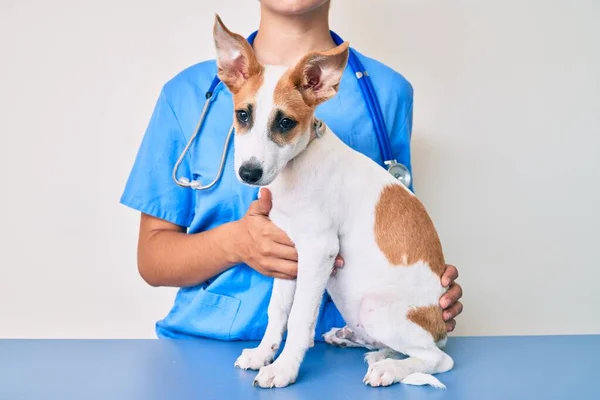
left=120, top=41, right=414, bottom=341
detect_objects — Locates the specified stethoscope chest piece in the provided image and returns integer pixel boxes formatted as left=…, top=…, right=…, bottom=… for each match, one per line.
left=386, top=160, right=412, bottom=188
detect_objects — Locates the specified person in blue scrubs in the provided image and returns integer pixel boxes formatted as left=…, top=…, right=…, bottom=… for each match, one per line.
left=120, top=0, right=463, bottom=341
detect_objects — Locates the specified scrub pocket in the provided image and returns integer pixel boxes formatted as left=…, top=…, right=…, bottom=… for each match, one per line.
left=191, top=289, right=241, bottom=340
left=159, top=287, right=242, bottom=341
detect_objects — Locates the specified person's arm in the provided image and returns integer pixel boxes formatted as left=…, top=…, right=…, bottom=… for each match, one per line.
left=137, top=214, right=240, bottom=287
left=137, top=188, right=300, bottom=288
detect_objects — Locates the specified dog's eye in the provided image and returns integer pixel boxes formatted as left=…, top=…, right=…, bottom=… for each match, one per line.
left=279, top=118, right=296, bottom=131
left=236, top=110, right=249, bottom=123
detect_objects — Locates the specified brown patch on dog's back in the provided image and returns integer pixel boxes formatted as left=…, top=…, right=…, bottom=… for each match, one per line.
left=407, top=305, right=447, bottom=343
left=374, top=184, right=445, bottom=276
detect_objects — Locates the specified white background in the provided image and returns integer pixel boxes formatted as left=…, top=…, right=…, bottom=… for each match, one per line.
left=1, top=0, right=599, bottom=338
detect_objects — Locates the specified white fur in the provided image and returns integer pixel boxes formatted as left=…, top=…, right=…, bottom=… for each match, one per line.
left=400, top=373, right=447, bottom=389
left=231, top=65, right=454, bottom=389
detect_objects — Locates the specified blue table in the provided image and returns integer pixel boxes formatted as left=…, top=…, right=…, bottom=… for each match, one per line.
left=1, top=335, right=598, bottom=399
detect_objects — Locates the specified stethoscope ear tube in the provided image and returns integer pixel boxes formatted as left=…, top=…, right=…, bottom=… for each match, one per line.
left=346, top=49, right=412, bottom=188
left=350, top=56, right=393, bottom=164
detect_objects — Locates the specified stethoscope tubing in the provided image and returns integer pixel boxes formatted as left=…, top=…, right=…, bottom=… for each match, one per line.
left=328, top=31, right=394, bottom=165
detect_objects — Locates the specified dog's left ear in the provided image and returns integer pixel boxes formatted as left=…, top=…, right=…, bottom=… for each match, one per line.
left=291, top=41, right=350, bottom=107
left=213, top=14, right=261, bottom=94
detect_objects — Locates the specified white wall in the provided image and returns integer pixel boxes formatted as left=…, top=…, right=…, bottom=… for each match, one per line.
left=1, top=0, right=598, bottom=338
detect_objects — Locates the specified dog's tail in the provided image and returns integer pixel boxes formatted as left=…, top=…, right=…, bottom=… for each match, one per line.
left=401, top=373, right=446, bottom=389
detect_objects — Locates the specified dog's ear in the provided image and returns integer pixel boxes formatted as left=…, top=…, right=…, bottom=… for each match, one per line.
left=213, top=14, right=261, bottom=94
left=290, top=41, right=350, bottom=107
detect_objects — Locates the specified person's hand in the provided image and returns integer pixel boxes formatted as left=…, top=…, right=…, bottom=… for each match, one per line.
left=235, top=188, right=298, bottom=279
left=439, top=264, right=463, bottom=332
left=235, top=188, right=344, bottom=279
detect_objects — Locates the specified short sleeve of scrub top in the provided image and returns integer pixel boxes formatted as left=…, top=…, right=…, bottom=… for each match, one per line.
left=120, top=87, right=195, bottom=228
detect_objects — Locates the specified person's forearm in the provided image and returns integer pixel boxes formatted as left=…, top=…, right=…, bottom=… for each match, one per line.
left=137, top=221, right=243, bottom=288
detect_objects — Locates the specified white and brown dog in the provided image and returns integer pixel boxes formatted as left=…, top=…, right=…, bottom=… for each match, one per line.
left=212, top=15, right=454, bottom=389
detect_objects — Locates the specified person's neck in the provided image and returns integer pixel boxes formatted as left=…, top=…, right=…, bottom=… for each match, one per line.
left=253, top=3, right=335, bottom=67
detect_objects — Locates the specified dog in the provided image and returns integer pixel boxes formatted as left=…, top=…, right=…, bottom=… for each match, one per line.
left=212, top=15, right=454, bottom=389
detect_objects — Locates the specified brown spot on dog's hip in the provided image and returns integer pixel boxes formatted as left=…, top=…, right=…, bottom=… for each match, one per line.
left=407, top=305, right=447, bottom=343
left=374, top=184, right=445, bottom=277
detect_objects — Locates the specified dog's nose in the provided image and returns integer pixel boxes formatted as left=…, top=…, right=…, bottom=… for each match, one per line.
left=239, top=164, right=263, bottom=184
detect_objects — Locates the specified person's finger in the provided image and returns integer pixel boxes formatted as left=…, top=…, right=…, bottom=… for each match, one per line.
left=445, top=319, right=456, bottom=333
left=440, top=283, right=463, bottom=309
left=334, top=255, right=344, bottom=268
left=443, top=301, right=463, bottom=322
left=268, top=271, right=297, bottom=280
left=249, top=189, right=273, bottom=216
left=253, top=260, right=296, bottom=280
left=262, top=241, right=298, bottom=262
left=264, top=258, right=298, bottom=278
left=441, top=264, right=458, bottom=287
left=265, top=223, right=295, bottom=246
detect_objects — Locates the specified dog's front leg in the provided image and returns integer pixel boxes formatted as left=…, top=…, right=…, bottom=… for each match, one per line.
left=253, top=235, right=338, bottom=388
left=235, top=278, right=296, bottom=370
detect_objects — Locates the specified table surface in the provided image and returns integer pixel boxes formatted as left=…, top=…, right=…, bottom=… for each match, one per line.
left=1, top=335, right=599, bottom=400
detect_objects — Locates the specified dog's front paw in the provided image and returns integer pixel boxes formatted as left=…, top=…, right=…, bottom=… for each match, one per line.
left=253, top=360, right=299, bottom=388
left=234, top=347, right=275, bottom=370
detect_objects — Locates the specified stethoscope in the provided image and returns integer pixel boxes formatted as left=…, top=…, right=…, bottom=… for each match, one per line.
left=172, top=30, right=412, bottom=191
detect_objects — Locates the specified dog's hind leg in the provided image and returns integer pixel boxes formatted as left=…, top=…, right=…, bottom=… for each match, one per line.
left=359, top=293, right=454, bottom=388
left=323, top=326, right=381, bottom=350
left=324, top=326, right=402, bottom=366
left=363, top=348, right=452, bottom=388
left=363, top=348, right=401, bottom=366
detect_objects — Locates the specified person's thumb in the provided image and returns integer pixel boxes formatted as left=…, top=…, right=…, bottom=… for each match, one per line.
left=249, top=188, right=272, bottom=216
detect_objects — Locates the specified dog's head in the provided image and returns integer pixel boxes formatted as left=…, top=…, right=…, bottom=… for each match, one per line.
left=213, top=15, right=349, bottom=186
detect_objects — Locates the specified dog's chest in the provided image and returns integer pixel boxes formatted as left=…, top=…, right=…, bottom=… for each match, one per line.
left=268, top=196, right=324, bottom=245
left=268, top=203, right=294, bottom=240
left=267, top=175, right=336, bottom=243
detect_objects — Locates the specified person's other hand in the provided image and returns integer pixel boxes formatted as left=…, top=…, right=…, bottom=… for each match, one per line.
left=439, top=264, right=463, bottom=332
left=236, top=188, right=344, bottom=280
